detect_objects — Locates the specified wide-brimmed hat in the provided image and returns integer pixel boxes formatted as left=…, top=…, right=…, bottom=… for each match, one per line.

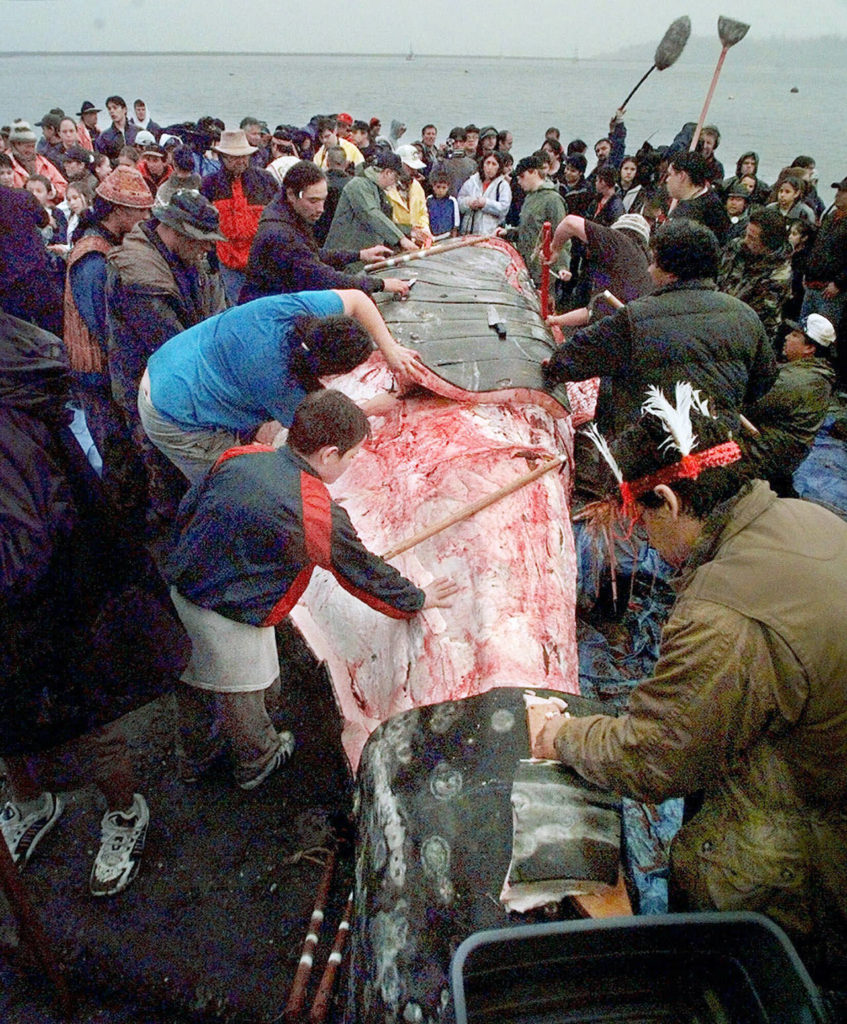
left=9, top=121, right=38, bottom=144
left=611, top=213, right=651, bottom=245
left=213, top=129, right=257, bottom=157
left=77, top=101, right=101, bottom=116
left=96, top=166, right=155, bottom=209
left=152, top=190, right=227, bottom=240
left=395, top=144, right=426, bottom=170
left=784, top=314, right=836, bottom=348
left=831, top=176, right=847, bottom=191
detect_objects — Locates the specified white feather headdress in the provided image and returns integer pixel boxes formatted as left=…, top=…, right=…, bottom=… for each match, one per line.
left=581, top=422, right=623, bottom=483
left=640, top=382, right=713, bottom=457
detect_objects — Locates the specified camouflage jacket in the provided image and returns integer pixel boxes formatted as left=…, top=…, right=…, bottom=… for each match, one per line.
left=718, top=238, right=791, bottom=344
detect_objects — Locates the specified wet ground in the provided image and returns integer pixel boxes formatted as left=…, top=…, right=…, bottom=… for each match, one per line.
left=1, top=623, right=356, bottom=1024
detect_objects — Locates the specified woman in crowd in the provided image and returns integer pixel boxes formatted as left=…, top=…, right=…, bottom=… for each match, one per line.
left=768, top=174, right=817, bottom=226
left=618, top=155, right=644, bottom=212
left=457, top=150, right=512, bottom=235
left=541, top=138, right=567, bottom=187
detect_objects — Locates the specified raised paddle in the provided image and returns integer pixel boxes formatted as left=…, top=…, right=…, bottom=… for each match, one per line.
left=619, top=16, right=691, bottom=109
left=689, top=15, right=750, bottom=152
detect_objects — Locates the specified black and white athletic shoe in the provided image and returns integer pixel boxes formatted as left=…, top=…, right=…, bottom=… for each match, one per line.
left=89, top=793, right=149, bottom=897
left=0, top=792, right=64, bottom=867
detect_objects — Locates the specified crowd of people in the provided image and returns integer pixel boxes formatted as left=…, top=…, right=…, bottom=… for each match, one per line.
left=1, top=93, right=847, bottom=1011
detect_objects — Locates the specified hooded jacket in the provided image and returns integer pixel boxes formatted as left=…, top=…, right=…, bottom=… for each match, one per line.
left=241, top=194, right=384, bottom=301
left=516, top=179, right=569, bottom=285
left=323, top=167, right=406, bottom=252
left=553, top=481, right=847, bottom=951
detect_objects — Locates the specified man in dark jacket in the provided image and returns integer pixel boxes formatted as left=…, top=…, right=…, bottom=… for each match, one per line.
left=242, top=161, right=410, bottom=302
left=544, top=218, right=777, bottom=437
left=94, top=95, right=140, bottom=163
left=0, top=312, right=187, bottom=897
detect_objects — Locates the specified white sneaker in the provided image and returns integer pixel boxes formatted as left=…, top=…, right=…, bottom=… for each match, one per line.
left=0, top=792, right=64, bottom=867
left=89, top=793, right=149, bottom=897
left=236, top=731, right=295, bottom=791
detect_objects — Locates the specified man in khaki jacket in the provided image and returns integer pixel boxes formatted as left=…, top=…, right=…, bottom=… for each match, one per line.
left=535, top=396, right=847, bottom=993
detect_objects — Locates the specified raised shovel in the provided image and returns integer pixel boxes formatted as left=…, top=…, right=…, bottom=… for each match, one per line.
left=619, top=15, right=692, bottom=109
left=689, top=15, right=750, bottom=150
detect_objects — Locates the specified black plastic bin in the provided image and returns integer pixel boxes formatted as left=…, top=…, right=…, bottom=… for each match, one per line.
left=451, top=912, right=829, bottom=1023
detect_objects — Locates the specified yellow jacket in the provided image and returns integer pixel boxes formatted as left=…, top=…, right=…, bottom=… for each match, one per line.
left=314, top=137, right=364, bottom=169
left=386, top=178, right=431, bottom=238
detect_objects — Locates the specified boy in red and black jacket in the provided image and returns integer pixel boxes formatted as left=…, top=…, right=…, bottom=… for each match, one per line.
left=166, top=389, right=457, bottom=790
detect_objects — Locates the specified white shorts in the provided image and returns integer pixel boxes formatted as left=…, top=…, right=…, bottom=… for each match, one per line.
left=170, top=588, right=279, bottom=694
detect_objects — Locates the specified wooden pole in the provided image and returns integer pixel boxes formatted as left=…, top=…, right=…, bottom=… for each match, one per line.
left=364, top=233, right=495, bottom=273
left=284, top=847, right=337, bottom=1023
left=689, top=45, right=729, bottom=152
left=0, top=839, right=74, bottom=1017
left=308, top=891, right=354, bottom=1024
left=540, top=221, right=552, bottom=320
left=381, top=455, right=565, bottom=560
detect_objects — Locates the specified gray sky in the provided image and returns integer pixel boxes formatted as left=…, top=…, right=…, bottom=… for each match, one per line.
left=3, top=0, right=846, bottom=56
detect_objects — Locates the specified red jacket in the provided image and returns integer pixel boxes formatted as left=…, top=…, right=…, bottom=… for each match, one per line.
left=201, top=167, right=278, bottom=271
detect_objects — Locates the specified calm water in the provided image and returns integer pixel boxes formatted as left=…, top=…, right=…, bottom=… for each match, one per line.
left=2, top=51, right=844, bottom=195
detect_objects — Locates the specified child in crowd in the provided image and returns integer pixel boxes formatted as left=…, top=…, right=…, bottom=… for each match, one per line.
left=165, top=389, right=458, bottom=791
left=0, top=152, right=15, bottom=187
left=92, top=152, right=113, bottom=181
left=25, top=174, right=67, bottom=273
left=117, top=145, right=140, bottom=168
left=62, top=178, right=94, bottom=250
left=427, top=172, right=459, bottom=237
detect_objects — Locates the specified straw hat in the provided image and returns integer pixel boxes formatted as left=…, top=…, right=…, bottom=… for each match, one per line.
left=213, top=129, right=257, bottom=156
left=95, top=166, right=155, bottom=209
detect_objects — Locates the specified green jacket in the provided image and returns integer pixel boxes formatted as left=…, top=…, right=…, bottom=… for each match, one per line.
left=516, top=180, right=568, bottom=285
left=323, top=167, right=406, bottom=252
left=555, top=481, right=847, bottom=948
left=743, top=356, right=835, bottom=481
left=718, top=238, right=791, bottom=345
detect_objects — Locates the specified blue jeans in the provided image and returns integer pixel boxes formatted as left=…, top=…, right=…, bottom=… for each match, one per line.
left=218, top=264, right=245, bottom=307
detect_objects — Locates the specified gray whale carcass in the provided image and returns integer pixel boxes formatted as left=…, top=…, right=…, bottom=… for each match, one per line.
left=291, top=239, right=598, bottom=768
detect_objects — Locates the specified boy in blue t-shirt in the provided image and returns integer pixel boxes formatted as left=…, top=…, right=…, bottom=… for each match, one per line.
left=427, top=173, right=459, bottom=237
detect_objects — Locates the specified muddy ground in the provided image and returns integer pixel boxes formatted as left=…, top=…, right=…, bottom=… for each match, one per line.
left=1, top=622, right=357, bottom=1024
